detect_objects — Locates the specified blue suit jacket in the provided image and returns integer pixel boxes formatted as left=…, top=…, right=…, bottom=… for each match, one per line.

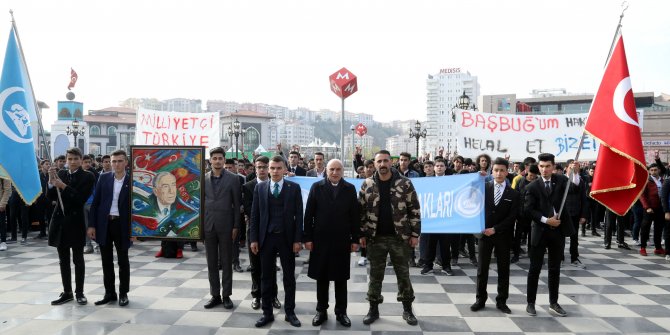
left=249, top=179, right=303, bottom=249
left=89, top=172, right=132, bottom=250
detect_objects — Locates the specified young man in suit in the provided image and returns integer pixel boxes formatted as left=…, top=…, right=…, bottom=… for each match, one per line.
left=243, top=156, right=280, bottom=311
left=470, top=157, right=519, bottom=314
left=250, top=156, right=303, bottom=328
left=306, top=152, right=326, bottom=178
left=304, top=159, right=359, bottom=327
left=48, top=147, right=96, bottom=305
left=287, top=151, right=306, bottom=176
left=202, top=147, right=242, bottom=309
left=524, top=153, right=576, bottom=317
left=88, top=150, right=132, bottom=306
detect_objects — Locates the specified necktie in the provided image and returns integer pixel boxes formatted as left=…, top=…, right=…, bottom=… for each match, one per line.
left=273, top=183, right=280, bottom=198
left=545, top=180, right=551, bottom=194
left=162, top=208, right=168, bottom=216
left=494, top=183, right=502, bottom=206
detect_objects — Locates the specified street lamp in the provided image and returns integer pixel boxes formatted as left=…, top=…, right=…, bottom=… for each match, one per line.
left=66, top=118, right=85, bottom=149
left=350, top=124, right=356, bottom=175
left=408, top=120, right=427, bottom=159
left=227, top=118, right=245, bottom=158
left=457, top=90, right=477, bottom=111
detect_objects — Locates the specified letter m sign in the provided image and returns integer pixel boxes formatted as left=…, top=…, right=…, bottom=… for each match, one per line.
left=329, top=67, right=358, bottom=99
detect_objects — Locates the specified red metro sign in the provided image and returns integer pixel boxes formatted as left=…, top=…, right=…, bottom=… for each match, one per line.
left=329, top=67, right=358, bottom=99
left=355, top=123, right=367, bottom=137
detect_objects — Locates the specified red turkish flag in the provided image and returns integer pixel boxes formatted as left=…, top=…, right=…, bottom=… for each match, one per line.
left=68, top=68, right=78, bottom=90
left=585, top=35, right=648, bottom=216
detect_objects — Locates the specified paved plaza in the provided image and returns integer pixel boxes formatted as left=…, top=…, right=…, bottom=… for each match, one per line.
left=1, top=232, right=670, bottom=335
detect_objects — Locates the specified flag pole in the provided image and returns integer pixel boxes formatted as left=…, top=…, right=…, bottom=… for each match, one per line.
left=557, top=2, right=629, bottom=218
left=9, top=10, right=65, bottom=213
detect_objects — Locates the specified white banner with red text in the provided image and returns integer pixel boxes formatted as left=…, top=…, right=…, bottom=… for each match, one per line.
left=455, top=110, right=599, bottom=162
left=135, top=108, right=220, bottom=153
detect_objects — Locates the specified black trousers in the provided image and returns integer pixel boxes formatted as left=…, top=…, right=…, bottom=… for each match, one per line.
left=604, top=210, right=626, bottom=246
left=316, top=279, right=347, bottom=314
left=476, top=234, right=511, bottom=304
left=460, top=234, right=476, bottom=259
left=424, top=233, right=450, bottom=269
left=641, top=208, right=665, bottom=249
left=57, top=245, right=85, bottom=294
left=527, top=228, right=565, bottom=304
left=445, top=233, right=461, bottom=260
left=513, top=218, right=531, bottom=256
left=566, top=215, right=580, bottom=262
left=248, top=236, right=277, bottom=299
left=8, top=196, right=29, bottom=239
left=100, top=219, right=130, bottom=295
left=260, top=233, right=295, bottom=316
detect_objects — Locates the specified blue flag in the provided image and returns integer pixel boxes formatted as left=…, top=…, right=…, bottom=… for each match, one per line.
left=0, top=26, right=41, bottom=205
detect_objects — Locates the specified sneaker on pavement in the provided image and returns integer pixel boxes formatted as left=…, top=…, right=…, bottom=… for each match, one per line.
left=549, top=303, right=567, bottom=317
left=20, top=238, right=27, bottom=245
left=666, top=255, right=670, bottom=261
left=640, top=248, right=647, bottom=256
left=634, top=239, right=641, bottom=246
left=357, top=257, right=368, bottom=266
left=0, top=242, right=7, bottom=251
left=570, top=260, right=586, bottom=269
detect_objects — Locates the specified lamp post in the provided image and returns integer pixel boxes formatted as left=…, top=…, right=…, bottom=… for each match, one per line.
left=227, top=118, right=245, bottom=158
left=408, top=120, right=427, bottom=159
left=350, top=124, right=356, bottom=175
left=66, top=118, right=85, bottom=150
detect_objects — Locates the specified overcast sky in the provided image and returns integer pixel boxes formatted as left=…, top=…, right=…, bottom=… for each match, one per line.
left=3, top=0, right=669, bottom=130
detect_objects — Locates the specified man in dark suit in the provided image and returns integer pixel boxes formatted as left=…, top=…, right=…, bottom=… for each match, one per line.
left=47, top=147, right=96, bottom=305
left=224, top=158, right=246, bottom=272
left=287, top=151, right=307, bottom=176
left=250, top=156, right=303, bottom=328
left=524, top=153, right=576, bottom=317
left=470, top=157, right=519, bottom=314
left=243, top=156, right=280, bottom=310
left=202, top=147, right=242, bottom=309
left=88, top=149, right=132, bottom=307
left=304, top=159, right=359, bottom=327
left=306, top=152, right=326, bottom=178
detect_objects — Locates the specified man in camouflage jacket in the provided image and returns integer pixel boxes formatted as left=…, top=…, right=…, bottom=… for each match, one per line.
left=358, top=150, right=421, bottom=326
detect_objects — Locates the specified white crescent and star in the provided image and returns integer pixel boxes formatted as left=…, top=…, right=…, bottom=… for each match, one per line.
left=0, top=86, right=33, bottom=144
left=612, top=76, right=639, bottom=127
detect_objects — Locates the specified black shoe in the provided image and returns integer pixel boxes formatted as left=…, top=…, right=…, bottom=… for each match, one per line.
left=408, top=258, right=416, bottom=267
left=592, top=231, right=601, bottom=237
left=618, top=242, right=631, bottom=250
left=581, top=232, right=586, bottom=237
left=549, top=303, right=567, bottom=317
left=285, top=313, right=301, bottom=327
left=312, top=311, right=327, bottom=326
left=233, top=264, right=243, bottom=273
left=470, top=300, right=485, bottom=312
left=119, top=293, right=129, bottom=306
left=416, top=259, right=425, bottom=268
left=402, top=302, right=418, bottom=326
left=450, top=258, right=458, bottom=267
left=336, top=313, right=351, bottom=327
left=272, top=297, right=281, bottom=309
left=255, top=315, right=274, bottom=327
left=420, top=267, right=433, bottom=275
left=363, top=304, right=379, bottom=325
left=496, top=303, right=511, bottom=314
left=459, top=249, right=468, bottom=258
left=222, top=296, right=234, bottom=309
left=246, top=265, right=253, bottom=272
left=526, top=303, right=536, bottom=316
left=51, top=292, right=74, bottom=305
left=604, top=244, right=611, bottom=250
left=75, top=293, right=87, bottom=305
left=94, top=293, right=118, bottom=305
left=511, top=255, right=519, bottom=264
left=251, top=298, right=260, bottom=310
left=204, top=296, right=222, bottom=309
left=190, top=244, right=198, bottom=251
left=470, top=258, right=478, bottom=267
left=443, top=266, right=454, bottom=276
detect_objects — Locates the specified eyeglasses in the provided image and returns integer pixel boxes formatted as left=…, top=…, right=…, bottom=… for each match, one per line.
left=255, top=165, right=268, bottom=169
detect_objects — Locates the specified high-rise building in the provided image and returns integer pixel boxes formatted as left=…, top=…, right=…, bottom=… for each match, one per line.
left=425, top=68, right=480, bottom=156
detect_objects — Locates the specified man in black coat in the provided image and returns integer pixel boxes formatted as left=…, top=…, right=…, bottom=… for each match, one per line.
left=562, top=160, right=589, bottom=267
left=471, top=157, right=519, bottom=314
left=287, top=151, right=307, bottom=176
left=249, top=156, right=303, bottom=328
left=524, top=153, right=576, bottom=318
left=304, top=159, right=359, bottom=327
left=47, top=147, right=95, bottom=306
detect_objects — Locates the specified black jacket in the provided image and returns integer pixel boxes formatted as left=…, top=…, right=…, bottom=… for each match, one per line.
left=47, top=168, right=95, bottom=248
left=524, top=174, right=576, bottom=245
left=484, top=181, right=520, bottom=235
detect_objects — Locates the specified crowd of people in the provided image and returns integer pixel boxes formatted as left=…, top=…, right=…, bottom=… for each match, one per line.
left=0, top=145, right=669, bottom=328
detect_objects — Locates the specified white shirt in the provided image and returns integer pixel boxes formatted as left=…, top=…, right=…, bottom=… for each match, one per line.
left=109, top=174, right=125, bottom=216
left=270, top=178, right=284, bottom=196
left=540, top=177, right=557, bottom=224
left=652, top=175, right=662, bottom=189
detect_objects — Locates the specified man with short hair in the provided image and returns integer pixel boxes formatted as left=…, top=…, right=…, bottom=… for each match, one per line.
left=202, top=147, right=242, bottom=310
left=398, top=152, right=420, bottom=178
left=250, top=156, right=303, bottom=328
left=224, top=158, right=245, bottom=271
left=304, top=159, right=359, bottom=327
left=287, top=151, right=306, bottom=176
left=562, top=160, right=589, bottom=267
left=48, top=147, right=96, bottom=306
left=471, top=158, right=519, bottom=314
left=88, top=150, right=132, bottom=307
left=639, top=163, right=666, bottom=256
left=100, top=155, right=111, bottom=173
left=511, top=164, right=539, bottom=264
left=423, top=160, right=435, bottom=177
left=306, top=152, right=326, bottom=178
left=525, top=153, right=575, bottom=317
left=359, top=150, right=421, bottom=326
left=55, top=155, right=66, bottom=170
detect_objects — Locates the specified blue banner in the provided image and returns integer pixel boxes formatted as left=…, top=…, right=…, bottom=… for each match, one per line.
left=287, top=173, right=485, bottom=234
left=0, top=26, right=41, bottom=205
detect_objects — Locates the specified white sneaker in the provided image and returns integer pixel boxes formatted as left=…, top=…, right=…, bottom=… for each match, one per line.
left=634, top=239, right=641, bottom=246
left=665, top=255, right=670, bottom=261
left=0, top=242, right=7, bottom=251
left=570, top=260, right=586, bottom=269
left=358, top=257, right=368, bottom=266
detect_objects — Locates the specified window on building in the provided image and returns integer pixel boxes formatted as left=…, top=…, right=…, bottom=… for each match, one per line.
left=90, top=125, right=100, bottom=135
left=107, top=126, right=117, bottom=136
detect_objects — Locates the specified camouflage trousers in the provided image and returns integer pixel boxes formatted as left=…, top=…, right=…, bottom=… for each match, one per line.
left=366, top=235, right=415, bottom=304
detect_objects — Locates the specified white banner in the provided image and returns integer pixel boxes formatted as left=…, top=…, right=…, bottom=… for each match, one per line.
left=135, top=108, right=220, bottom=150
left=455, top=110, right=599, bottom=162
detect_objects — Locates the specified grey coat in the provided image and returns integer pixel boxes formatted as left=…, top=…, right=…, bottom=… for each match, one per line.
left=203, top=170, right=242, bottom=234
